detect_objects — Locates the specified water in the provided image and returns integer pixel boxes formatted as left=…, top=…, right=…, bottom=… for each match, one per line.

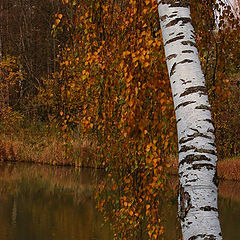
left=0, top=163, right=240, bottom=240
left=0, top=163, right=111, bottom=240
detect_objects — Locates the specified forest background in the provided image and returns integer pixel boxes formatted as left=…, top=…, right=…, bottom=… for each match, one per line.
left=0, top=0, right=239, bottom=238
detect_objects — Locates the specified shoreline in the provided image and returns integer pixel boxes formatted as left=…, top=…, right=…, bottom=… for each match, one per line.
left=1, top=160, right=240, bottom=203
left=1, top=136, right=239, bottom=181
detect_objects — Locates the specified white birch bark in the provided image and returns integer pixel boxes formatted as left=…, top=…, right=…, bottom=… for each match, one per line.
left=157, top=1, right=222, bottom=239
left=214, top=0, right=240, bottom=28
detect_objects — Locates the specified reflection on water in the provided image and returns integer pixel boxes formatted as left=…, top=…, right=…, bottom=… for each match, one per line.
left=0, top=163, right=240, bottom=239
left=0, top=163, right=111, bottom=240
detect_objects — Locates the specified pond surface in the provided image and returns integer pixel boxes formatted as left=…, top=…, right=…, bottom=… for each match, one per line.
left=0, top=163, right=240, bottom=240
left=0, top=163, right=111, bottom=240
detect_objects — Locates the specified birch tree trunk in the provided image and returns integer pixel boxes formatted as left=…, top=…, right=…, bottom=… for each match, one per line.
left=157, top=1, right=222, bottom=239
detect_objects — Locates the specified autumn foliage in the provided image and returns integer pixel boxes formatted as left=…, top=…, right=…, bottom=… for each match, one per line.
left=0, top=0, right=239, bottom=239
left=29, top=0, right=240, bottom=238
left=43, top=0, right=177, bottom=238
left=0, top=56, right=24, bottom=130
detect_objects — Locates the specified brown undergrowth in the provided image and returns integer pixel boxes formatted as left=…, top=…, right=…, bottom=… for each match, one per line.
left=1, top=136, right=240, bottom=180
left=0, top=133, right=98, bottom=168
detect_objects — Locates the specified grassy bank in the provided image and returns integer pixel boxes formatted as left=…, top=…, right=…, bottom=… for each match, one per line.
left=1, top=132, right=240, bottom=181
left=0, top=120, right=239, bottom=180
left=0, top=122, right=98, bottom=168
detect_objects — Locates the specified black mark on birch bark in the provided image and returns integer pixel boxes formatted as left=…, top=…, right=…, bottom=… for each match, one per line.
left=195, top=104, right=211, bottom=111
left=179, top=185, right=192, bottom=221
left=170, top=58, right=195, bottom=76
left=182, top=50, right=194, bottom=54
left=177, top=32, right=184, bottom=36
left=178, top=59, right=194, bottom=65
left=181, top=40, right=197, bottom=47
left=200, top=206, right=218, bottom=211
left=207, top=128, right=214, bottom=134
left=180, top=79, right=191, bottom=85
left=209, top=142, right=216, bottom=148
left=189, top=234, right=216, bottom=240
left=176, top=118, right=182, bottom=124
left=190, top=29, right=195, bottom=35
left=191, top=163, right=215, bottom=170
left=160, top=14, right=168, bottom=21
left=165, top=35, right=184, bottom=45
left=167, top=54, right=177, bottom=60
left=179, top=132, right=212, bottom=144
left=175, top=101, right=196, bottom=110
left=166, top=17, right=191, bottom=28
left=170, top=62, right=177, bottom=76
left=180, top=86, right=207, bottom=97
left=169, top=14, right=177, bottom=18
left=179, top=145, right=216, bottom=155
left=179, top=154, right=212, bottom=165
left=186, top=178, right=197, bottom=182
left=203, top=119, right=213, bottom=124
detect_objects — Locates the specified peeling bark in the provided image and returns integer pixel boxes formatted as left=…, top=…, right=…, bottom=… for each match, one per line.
left=157, top=0, right=222, bottom=239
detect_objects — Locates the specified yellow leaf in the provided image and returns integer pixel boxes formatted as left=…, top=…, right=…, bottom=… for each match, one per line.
left=127, top=74, right=133, bottom=83
left=58, top=13, right=63, bottom=19
left=144, top=62, right=150, bottom=67
left=132, top=57, right=138, bottom=63
left=129, top=100, right=134, bottom=107
left=56, top=19, right=60, bottom=25
left=135, top=87, right=138, bottom=96
left=123, top=51, right=131, bottom=58
left=120, top=61, right=124, bottom=69
left=145, top=0, right=150, bottom=5
left=146, top=144, right=151, bottom=152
